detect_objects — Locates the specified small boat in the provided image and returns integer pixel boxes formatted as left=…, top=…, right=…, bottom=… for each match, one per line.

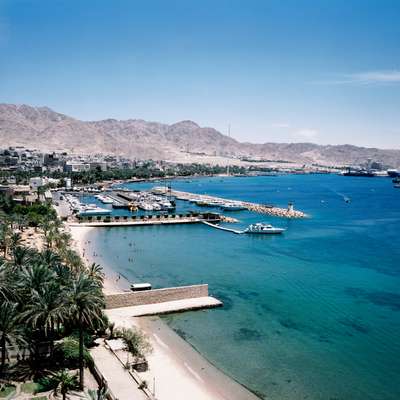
left=245, top=223, right=285, bottom=234
left=130, top=283, right=152, bottom=292
left=220, top=203, right=246, bottom=211
left=394, top=183, right=400, bottom=189
left=139, top=202, right=154, bottom=211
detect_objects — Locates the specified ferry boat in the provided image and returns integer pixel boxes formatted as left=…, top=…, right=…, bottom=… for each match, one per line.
left=245, top=223, right=285, bottom=234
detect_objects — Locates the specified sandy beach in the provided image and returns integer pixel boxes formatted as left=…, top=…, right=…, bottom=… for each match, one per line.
left=69, top=224, right=260, bottom=400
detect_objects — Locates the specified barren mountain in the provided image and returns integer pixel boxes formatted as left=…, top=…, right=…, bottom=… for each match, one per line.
left=1, top=103, right=399, bottom=167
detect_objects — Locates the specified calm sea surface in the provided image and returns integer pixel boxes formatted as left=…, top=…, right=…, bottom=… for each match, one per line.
left=83, top=175, right=400, bottom=400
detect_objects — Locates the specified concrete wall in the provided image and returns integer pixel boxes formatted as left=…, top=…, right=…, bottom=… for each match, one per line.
left=105, top=284, right=209, bottom=309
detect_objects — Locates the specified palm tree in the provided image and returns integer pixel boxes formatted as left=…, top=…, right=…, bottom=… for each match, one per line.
left=51, top=369, right=78, bottom=400
left=17, top=262, right=56, bottom=298
left=53, top=232, right=72, bottom=252
left=67, top=273, right=104, bottom=390
left=62, top=249, right=84, bottom=274
left=51, top=263, right=73, bottom=288
left=87, top=263, right=104, bottom=286
left=8, top=246, right=37, bottom=270
left=19, top=282, right=66, bottom=355
left=0, top=302, right=25, bottom=376
left=0, top=263, right=11, bottom=303
left=10, top=232, right=22, bottom=248
left=37, top=249, right=61, bottom=269
left=0, top=223, right=12, bottom=258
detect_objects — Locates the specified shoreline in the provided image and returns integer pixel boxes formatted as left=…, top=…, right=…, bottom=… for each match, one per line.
left=69, top=224, right=261, bottom=400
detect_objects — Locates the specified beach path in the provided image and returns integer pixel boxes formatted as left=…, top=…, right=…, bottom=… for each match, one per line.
left=90, top=343, right=148, bottom=400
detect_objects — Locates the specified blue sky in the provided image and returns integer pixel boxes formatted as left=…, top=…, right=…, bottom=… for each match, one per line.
left=1, top=0, right=399, bottom=148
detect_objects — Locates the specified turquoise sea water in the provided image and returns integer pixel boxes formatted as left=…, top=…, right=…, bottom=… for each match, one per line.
left=84, top=175, right=400, bottom=400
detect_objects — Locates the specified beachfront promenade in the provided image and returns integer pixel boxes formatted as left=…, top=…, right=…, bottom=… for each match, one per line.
left=90, top=342, right=149, bottom=400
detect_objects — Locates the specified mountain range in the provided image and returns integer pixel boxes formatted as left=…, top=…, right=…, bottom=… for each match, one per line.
left=1, top=103, right=399, bottom=167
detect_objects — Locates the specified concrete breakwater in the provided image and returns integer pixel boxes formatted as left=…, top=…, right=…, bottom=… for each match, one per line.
left=153, top=187, right=307, bottom=218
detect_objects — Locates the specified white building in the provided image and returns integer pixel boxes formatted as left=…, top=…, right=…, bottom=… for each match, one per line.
left=65, top=162, right=91, bottom=172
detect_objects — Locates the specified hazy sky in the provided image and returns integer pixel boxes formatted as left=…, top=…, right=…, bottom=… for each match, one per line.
left=1, top=0, right=399, bottom=148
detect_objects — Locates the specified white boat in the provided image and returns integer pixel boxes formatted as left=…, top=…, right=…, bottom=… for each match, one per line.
left=245, top=223, right=285, bottom=234
left=101, top=196, right=114, bottom=204
left=130, top=283, right=152, bottom=292
left=139, top=202, right=154, bottom=211
left=220, top=203, right=246, bottom=211
left=78, top=205, right=112, bottom=216
left=96, top=194, right=114, bottom=204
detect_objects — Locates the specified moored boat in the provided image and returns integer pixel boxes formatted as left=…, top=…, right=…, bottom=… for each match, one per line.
left=78, top=205, right=112, bottom=216
left=220, top=203, right=247, bottom=211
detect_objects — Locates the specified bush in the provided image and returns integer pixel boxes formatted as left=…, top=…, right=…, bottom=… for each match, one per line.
left=54, top=337, right=92, bottom=368
left=36, top=376, right=57, bottom=392
left=0, top=384, right=16, bottom=398
left=70, top=329, right=95, bottom=348
left=114, top=327, right=152, bottom=360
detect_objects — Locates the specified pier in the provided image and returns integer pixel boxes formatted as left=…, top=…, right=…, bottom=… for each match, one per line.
left=202, top=220, right=244, bottom=234
left=153, top=187, right=307, bottom=218
left=71, top=212, right=222, bottom=227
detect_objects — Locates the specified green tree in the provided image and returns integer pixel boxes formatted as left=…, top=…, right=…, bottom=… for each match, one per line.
left=115, top=327, right=152, bottom=362
left=51, top=369, right=79, bottom=400
left=0, top=302, right=25, bottom=376
left=20, top=282, right=66, bottom=355
left=87, top=263, right=104, bottom=286
left=67, top=273, right=104, bottom=390
left=0, top=223, right=12, bottom=258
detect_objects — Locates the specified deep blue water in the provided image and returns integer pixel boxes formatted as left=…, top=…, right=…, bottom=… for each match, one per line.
left=84, top=175, right=400, bottom=400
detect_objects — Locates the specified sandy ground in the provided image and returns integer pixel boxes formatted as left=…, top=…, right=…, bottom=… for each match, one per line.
left=69, top=224, right=260, bottom=400
left=20, top=227, right=45, bottom=251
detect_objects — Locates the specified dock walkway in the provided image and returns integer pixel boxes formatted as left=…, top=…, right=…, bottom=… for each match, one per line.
left=90, top=343, right=148, bottom=400
left=70, top=216, right=200, bottom=227
left=202, top=221, right=244, bottom=234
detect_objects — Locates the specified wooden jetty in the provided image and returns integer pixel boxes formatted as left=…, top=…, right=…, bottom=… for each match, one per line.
left=153, top=187, right=307, bottom=218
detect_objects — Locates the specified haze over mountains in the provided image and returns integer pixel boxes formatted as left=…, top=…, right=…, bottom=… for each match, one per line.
left=1, top=103, right=399, bottom=167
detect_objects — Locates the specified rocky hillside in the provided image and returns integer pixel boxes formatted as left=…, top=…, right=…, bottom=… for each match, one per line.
left=1, top=103, right=399, bottom=167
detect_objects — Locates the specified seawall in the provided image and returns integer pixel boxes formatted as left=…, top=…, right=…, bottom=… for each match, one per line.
left=105, top=284, right=211, bottom=309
